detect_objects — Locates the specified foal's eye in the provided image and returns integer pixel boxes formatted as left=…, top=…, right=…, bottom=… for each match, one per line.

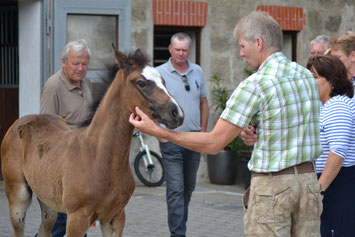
left=136, top=81, right=146, bottom=88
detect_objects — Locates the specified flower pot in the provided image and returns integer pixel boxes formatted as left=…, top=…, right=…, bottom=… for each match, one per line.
left=207, top=150, right=238, bottom=185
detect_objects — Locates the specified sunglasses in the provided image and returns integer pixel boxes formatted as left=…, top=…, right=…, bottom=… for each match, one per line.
left=181, top=75, right=190, bottom=91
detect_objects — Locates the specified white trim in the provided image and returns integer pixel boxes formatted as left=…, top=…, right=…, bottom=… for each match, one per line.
left=18, top=0, right=42, bottom=116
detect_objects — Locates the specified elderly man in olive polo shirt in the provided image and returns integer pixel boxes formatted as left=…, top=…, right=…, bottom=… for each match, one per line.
left=38, top=39, right=92, bottom=237
left=40, top=39, right=93, bottom=129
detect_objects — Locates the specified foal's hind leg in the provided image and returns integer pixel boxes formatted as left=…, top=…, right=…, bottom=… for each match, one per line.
left=4, top=182, right=32, bottom=237
left=36, top=198, right=57, bottom=237
left=100, top=211, right=126, bottom=237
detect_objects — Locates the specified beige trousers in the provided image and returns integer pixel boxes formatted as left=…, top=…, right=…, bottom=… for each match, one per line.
left=243, top=172, right=322, bottom=237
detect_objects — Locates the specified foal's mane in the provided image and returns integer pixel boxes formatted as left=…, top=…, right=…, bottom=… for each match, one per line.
left=79, top=50, right=149, bottom=128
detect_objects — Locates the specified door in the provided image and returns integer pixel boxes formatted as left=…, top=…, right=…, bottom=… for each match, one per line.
left=0, top=2, right=19, bottom=179
left=49, top=0, right=131, bottom=83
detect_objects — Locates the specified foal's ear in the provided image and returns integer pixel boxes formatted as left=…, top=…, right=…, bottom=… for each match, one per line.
left=112, top=45, right=128, bottom=68
left=134, top=48, right=144, bottom=58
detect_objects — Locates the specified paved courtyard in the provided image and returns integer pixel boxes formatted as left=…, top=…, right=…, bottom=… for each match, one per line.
left=0, top=180, right=245, bottom=237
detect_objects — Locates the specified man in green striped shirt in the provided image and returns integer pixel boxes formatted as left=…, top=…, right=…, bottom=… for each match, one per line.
left=129, top=11, right=323, bottom=237
left=221, top=52, right=323, bottom=173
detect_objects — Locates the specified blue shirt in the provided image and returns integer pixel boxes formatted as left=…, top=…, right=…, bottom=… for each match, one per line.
left=352, top=77, right=355, bottom=104
left=156, top=58, right=208, bottom=132
left=316, top=95, right=355, bottom=173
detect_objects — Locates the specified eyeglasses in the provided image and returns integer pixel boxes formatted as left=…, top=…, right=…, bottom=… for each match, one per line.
left=181, top=75, right=190, bottom=91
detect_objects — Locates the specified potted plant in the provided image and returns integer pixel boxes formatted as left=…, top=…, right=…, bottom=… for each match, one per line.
left=207, top=75, right=253, bottom=186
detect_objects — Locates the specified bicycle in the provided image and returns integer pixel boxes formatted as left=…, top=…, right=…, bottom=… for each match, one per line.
left=133, top=131, right=165, bottom=187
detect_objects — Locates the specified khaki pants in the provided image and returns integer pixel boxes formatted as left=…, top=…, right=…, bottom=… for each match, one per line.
left=243, top=172, right=322, bottom=237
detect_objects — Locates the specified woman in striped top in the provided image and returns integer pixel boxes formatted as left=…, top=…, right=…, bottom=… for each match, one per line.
left=310, top=55, right=355, bottom=237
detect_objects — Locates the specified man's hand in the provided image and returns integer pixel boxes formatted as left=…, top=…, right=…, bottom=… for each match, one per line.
left=129, top=107, right=164, bottom=140
left=240, top=125, right=258, bottom=146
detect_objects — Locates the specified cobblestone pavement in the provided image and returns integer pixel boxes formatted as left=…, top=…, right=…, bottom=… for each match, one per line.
left=0, top=181, right=245, bottom=237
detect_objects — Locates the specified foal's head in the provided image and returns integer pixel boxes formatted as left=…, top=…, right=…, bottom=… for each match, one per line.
left=113, top=48, right=184, bottom=129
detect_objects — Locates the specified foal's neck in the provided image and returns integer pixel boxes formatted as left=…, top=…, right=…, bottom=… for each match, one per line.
left=85, top=78, right=134, bottom=159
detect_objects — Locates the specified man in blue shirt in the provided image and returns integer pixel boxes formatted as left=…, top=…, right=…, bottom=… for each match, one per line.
left=156, top=32, right=209, bottom=237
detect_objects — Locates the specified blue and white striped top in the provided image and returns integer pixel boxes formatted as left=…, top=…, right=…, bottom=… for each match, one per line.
left=316, top=95, right=355, bottom=173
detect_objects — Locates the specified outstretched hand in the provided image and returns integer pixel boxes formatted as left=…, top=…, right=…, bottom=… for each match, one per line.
left=129, top=107, right=163, bottom=139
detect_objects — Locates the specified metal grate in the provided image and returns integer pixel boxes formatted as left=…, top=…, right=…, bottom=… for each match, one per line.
left=0, top=4, right=19, bottom=88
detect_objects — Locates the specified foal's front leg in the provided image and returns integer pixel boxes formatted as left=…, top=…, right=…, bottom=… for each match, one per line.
left=66, top=212, right=91, bottom=237
left=37, top=198, right=57, bottom=237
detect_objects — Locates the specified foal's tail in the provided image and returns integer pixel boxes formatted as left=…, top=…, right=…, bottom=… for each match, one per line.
left=1, top=115, right=35, bottom=190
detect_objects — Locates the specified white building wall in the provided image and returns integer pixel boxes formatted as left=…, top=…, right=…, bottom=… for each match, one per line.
left=18, top=0, right=42, bottom=117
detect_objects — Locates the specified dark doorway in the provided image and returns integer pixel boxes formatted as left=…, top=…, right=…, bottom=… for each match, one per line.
left=0, top=2, right=19, bottom=179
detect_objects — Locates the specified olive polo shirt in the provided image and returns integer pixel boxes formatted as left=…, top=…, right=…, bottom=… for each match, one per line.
left=40, top=69, right=93, bottom=129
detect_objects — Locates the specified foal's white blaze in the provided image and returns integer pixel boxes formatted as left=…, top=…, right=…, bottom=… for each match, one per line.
left=141, top=66, right=184, bottom=117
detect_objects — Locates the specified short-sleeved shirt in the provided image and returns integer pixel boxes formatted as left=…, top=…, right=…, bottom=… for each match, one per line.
left=316, top=95, right=355, bottom=173
left=352, top=76, right=355, bottom=104
left=156, top=58, right=208, bottom=132
left=221, top=52, right=323, bottom=172
left=40, top=69, right=93, bottom=129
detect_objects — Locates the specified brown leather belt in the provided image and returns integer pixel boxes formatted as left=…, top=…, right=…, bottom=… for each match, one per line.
left=251, top=162, right=315, bottom=178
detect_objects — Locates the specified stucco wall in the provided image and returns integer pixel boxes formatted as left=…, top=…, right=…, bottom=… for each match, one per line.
left=130, top=0, right=355, bottom=183
left=131, top=0, right=154, bottom=59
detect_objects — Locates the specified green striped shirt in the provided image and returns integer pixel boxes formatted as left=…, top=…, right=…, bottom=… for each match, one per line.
left=221, top=52, right=323, bottom=172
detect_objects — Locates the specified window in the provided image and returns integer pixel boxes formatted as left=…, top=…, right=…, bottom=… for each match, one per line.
left=283, top=31, right=297, bottom=61
left=0, top=3, right=18, bottom=88
left=67, top=14, right=119, bottom=70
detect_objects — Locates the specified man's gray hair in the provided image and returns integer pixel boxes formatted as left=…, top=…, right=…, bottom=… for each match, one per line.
left=170, top=32, right=192, bottom=47
left=61, top=39, right=91, bottom=61
left=234, top=11, right=283, bottom=53
left=310, top=35, right=331, bottom=49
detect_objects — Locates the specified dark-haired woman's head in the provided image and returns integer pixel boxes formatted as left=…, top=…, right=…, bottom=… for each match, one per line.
left=309, top=55, right=353, bottom=104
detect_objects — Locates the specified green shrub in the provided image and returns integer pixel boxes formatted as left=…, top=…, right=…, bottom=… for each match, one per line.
left=210, top=74, right=253, bottom=152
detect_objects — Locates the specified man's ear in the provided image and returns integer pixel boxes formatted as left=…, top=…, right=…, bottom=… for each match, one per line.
left=256, top=37, right=264, bottom=51
left=351, top=51, right=355, bottom=63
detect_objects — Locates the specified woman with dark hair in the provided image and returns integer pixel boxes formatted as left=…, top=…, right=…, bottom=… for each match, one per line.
left=310, top=55, right=355, bottom=237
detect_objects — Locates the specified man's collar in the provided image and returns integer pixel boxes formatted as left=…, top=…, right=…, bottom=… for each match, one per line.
left=167, top=58, right=193, bottom=75
left=60, top=69, right=81, bottom=91
left=258, top=52, right=286, bottom=71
